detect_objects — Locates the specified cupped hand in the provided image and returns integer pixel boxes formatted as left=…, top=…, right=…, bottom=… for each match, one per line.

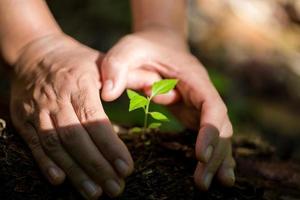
left=10, top=34, right=133, bottom=199
left=100, top=27, right=235, bottom=190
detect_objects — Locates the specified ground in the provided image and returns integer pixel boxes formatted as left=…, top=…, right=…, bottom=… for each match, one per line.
left=0, top=114, right=299, bottom=200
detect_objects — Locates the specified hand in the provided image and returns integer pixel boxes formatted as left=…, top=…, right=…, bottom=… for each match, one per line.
left=100, top=27, right=235, bottom=190
left=10, top=34, right=134, bottom=199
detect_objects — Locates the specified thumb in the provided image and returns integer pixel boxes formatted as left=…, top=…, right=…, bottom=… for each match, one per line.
left=101, top=55, right=128, bottom=101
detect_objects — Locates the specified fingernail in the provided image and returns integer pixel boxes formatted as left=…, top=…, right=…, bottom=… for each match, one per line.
left=226, top=168, right=235, bottom=184
left=104, top=179, right=121, bottom=197
left=203, top=173, right=213, bottom=190
left=48, top=167, right=60, bottom=182
left=204, top=145, right=213, bottom=162
left=115, top=159, right=129, bottom=177
left=104, top=80, right=113, bottom=91
left=82, top=180, right=99, bottom=199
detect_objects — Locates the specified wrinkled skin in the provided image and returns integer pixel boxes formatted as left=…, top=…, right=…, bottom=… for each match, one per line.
left=100, top=28, right=236, bottom=190
left=10, top=28, right=235, bottom=200
left=10, top=34, right=134, bottom=199
left=2, top=0, right=234, bottom=199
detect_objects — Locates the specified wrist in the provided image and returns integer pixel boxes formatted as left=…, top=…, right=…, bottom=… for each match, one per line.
left=1, top=29, right=63, bottom=66
left=135, top=23, right=187, bottom=40
left=13, top=33, right=74, bottom=76
left=131, top=0, right=187, bottom=41
left=133, top=25, right=189, bottom=51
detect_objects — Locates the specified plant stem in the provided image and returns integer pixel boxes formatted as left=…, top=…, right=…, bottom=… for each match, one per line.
left=143, top=98, right=150, bottom=133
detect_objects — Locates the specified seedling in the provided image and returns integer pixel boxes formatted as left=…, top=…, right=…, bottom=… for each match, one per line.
left=127, top=79, right=178, bottom=133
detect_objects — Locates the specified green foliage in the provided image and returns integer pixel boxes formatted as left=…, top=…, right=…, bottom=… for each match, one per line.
left=149, top=112, right=168, bottom=121
left=148, top=122, right=162, bottom=129
left=129, top=127, right=143, bottom=134
left=127, top=90, right=148, bottom=111
left=127, top=79, right=178, bottom=132
left=151, top=79, right=178, bottom=98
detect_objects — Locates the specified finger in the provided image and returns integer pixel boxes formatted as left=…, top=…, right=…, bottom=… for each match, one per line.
left=194, top=138, right=230, bottom=191
left=71, top=84, right=134, bottom=178
left=149, top=55, right=230, bottom=162
left=151, top=90, right=181, bottom=105
left=194, top=96, right=229, bottom=163
left=151, top=55, right=230, bottom=134
left=216, top=143, right=236, bottom=187
left=52, top=102, right=124, bottom=197
left=194, top=110, right=233, bottom=190
left=216, top=121, right=235, bottom=187
left=101, top=53, right=129, bottom=101
left=127, top=69, right=161, bottom=91
left=38, top=110, right=102, bottom=199
left=13, top=120, right=66, bottom=185
left=151, top=55, right=233, bottom=190
left=195, top=124, right=219, bottom=163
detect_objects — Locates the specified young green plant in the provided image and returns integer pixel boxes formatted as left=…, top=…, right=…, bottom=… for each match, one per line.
left=127, top=79, right=178, bottom=133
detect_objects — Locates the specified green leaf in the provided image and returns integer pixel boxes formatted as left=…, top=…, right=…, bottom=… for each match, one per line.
left=129, top=96, right=148, bottom=111
left=149, top=112, right=169, bottom=121
left=129, top=127, right=143, bottom=134
left=127, top=89, right=148, bottom=111
left=151, top=79, right=178, bottom=98
left=148, top=122, right=162, bottom=129
left=127, top=89, right=143, bottom=100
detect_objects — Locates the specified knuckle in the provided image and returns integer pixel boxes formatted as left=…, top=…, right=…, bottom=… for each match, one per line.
left=212, top=101, right=227, bottom=116
left=41, top=132, right=61, bottom=152
left=89, top=160, right=114, bottom=180
left=221, top=120, right=233, bottom=138
left=32, top=86, right=57, bottom=109
left=65, top=163, right=79, bottom=176
left=40, top=85, right=57, bottom=102
left=58, top=126, right=79, bottom=144
left=187, top=55, right=199, bottom=64
left=40, top=56, right=52, bottom=69
left=90, top=161, right=107, bottom=174
left=72, top=91, right=87, bottom=109
left=221, top=104, right=228, bottom=115
left=21, top=122, right=41, bottom=150
left=32, top=87, right=42, bottom=103
left=51, top=70, right=76, bottom=95
left=206, top=162, right=220, bottom=174
left=226, top=123, right=233, bottom=136
left=28, top=134, right=42, bottom=151
left=60, top=73, right=75, bottom=89
left=79, top=106, right=99, bottom=122
left=77, top=74, right=92, bottom=88
left=33, top=87, right=52, bottom=108
left=64, top=69, right=79, bottom=81
left=103, top=55, right=121, bottom=68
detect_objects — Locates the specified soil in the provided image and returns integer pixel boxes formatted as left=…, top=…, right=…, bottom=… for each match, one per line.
left=1, top=1, right=300, bottom=199
left=0, top=115, right=300, bottom=200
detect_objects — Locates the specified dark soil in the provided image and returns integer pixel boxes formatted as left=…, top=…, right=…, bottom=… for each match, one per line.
left=0, top=115, right=300, bottom=200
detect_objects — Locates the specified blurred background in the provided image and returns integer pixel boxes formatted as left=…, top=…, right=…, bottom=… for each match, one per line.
left=0, top=0, right=299, bottom=160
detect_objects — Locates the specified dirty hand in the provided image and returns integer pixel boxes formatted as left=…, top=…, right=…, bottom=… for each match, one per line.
left=10, top=34, right=133, bottom=199
left=100, top=28, right=235, bottom=190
